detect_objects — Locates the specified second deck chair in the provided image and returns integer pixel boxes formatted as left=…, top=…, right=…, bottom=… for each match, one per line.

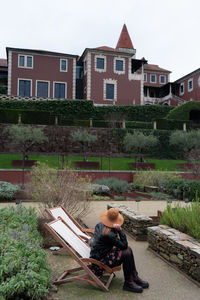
left=45, top=206, right=94, bottom=242
left=45, top=218, right=121, bottom=292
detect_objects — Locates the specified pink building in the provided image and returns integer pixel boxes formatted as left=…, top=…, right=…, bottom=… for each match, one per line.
left=6, top=48, right=77, bottom=99
left=174, top=68, right=200, bottom=102
left=3, top=24, right=199, bottom=106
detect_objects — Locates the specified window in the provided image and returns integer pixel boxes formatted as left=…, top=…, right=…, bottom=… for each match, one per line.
left=103, top=79, right=117, bottom=101
left=95, top=55, right=106, bottom=72
left=115, top=60, right=123, bottom=71
left=36, top=81, right=49, bottom=98
left=18, top=55, right=33, bottom=68
left=19, top=55, right=25, bottom=67
left=180, top=82, right=184, bottom=95
left=60, top=59, right=68, bottom=72
left=144, top=73, right=147, bottom=82
left=97, top=58, right=104, bottom=69
left=54, top=82, right=66, bottom=99
left=150, top=74, right=156, bottom=83
left=188, top=78, right=193, bottom=92
left=114, top=57, right=125, bottom=74
left=160, top=75, right=166, bottom=84
left=106, top=84, right=114, bottom=100
left=18, top=79, right=31, bottom=97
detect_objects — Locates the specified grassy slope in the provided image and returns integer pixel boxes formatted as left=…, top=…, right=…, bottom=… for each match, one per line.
left=0, top=154, right=187, bottom=171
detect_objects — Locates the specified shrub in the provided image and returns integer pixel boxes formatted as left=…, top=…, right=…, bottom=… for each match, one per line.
left=166, top=177, right=200, bottom=201
left=27, top=162, right=91, bottom=218
left=0, top=206, right=51, bottom=299
left=160, top=200, right=200, bottom=241
left=133, top=171, right=179, bottom=189
left=166, top=101, right=200, bottom=121
left=94, top=177, right=130, bottom=194
left=0, top=181, right=20, bottom=200
left=123, top=131, right=158, bottom=161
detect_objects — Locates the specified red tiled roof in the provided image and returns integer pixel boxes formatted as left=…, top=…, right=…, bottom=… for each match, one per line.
left=0, top=59, right=7, bottom=67
left=144, top=64, right=171, bottom=73
left=116, top=24, right=134, bottom=49
left=95, top=46, right=123, bottom=53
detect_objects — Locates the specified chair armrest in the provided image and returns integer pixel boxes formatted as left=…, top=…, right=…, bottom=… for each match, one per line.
left=81, top=258, right=121, bottom=274
left=82, top=228, right=94, bottom=234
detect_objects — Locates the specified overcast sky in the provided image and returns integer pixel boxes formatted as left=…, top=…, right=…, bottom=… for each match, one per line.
left=1, top=0, right=199, bottom=81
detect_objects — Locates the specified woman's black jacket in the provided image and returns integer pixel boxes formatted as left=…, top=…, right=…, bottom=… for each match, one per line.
left=90, top=222, right=128, bottom=261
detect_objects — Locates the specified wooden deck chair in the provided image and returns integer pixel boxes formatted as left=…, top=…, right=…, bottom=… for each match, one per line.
left=45, top=218, right=121, bottom=292
left=45, top=206, right=94, bottom=242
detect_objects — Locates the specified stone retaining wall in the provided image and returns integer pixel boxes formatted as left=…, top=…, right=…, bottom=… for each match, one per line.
left=107, top=203, right=154, bottom=241
left=148, top=225, right=200, bottom=283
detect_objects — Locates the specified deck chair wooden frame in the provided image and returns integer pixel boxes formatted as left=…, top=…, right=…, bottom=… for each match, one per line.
left=45, top=206, right=94, bottom=242
left=45, top=218, right=121, bottom=292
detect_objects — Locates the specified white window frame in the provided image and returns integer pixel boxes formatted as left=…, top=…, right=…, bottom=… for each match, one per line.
left=17, top=78, right=32, bottom=96
left=159, top=75, right=166, bottom=84
left=144, top=73, right=147, bottom=82
left=114, top=57, right=125, bottom=75
left=95, top=55, right=106, bottom=73
left=188, top=78, right=193, bottom=92
left=103, top=79, right=117, bottom=101
left=180, top=82, right=184, bottom=95
left=18, top=54, right=33, bottom=69
left=35, top=80, right=50, bottom=98
left=150, top=74, right=157, bottom=83
left=53, top=81, right=67, bottom=99
left=60, top=59, right=68, bottom=72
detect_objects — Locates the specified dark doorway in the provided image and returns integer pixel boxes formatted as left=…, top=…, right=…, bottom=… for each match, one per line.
left=189, top=110, right=200, bottom=123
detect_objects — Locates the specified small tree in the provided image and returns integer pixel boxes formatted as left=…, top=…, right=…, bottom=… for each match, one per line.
left=169, top=130, right=200, bottom=163
left=4, top=125, right=48, bottom=161
left=123, top=131, right=158, bottom=162
left=71, top=129, right=97, bottom=161
left=27, top=162, right=91, bottom=219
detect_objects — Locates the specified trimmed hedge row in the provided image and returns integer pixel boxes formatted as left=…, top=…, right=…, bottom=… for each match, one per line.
left=154, top=118, right=193, bottom=130
left=0, top=206, right=51, bottom=299
left=166, top=101, right=200, bottom=120
left=0, top=109, right=55, bottom=125
left=0, top=100, right=173, bottom=121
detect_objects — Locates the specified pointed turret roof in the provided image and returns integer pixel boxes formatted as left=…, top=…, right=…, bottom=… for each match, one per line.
left=116, top=24, right=134, bottom=50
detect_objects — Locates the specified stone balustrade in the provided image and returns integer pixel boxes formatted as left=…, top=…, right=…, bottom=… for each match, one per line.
left=148, top=225, right=200, bottom=283
left=107, top=203, right=154, bottom=241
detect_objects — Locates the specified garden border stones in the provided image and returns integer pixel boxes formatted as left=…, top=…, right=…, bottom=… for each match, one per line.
left=148, top=225, right=200, bottom=283
left=107, top=203, right=154, bottom=241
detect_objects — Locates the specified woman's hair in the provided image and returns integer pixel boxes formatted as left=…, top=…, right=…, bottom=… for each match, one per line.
left=102, top=226, right=118, bottom=236
left=102, top=226, right=112, bottom=235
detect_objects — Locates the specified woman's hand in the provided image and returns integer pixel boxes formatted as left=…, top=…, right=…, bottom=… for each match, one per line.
left=113, top=224, right=122, bottom=231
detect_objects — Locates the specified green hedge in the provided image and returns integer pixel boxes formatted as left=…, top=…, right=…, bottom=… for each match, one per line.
left=0, top=206, right=51, bottom=299
left=126, top=121, right=153, bottom=129
left=154, top=118, right=192, bottom=130
left=0, top=109, right=19, bottom=123
left=0, top=109, right=54, bottom=125
left=166, top=177, right=200, bottom=201
left=0, top=100, right=173, bottom=121
left=0, top=99, right=95, bottom=120
left=166, top=101, right=200, bottom=120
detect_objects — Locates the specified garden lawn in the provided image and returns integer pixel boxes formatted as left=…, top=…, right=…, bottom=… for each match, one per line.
left=0, top=153, right=191, bottom=171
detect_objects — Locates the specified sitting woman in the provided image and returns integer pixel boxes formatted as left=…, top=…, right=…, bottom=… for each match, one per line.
left=90, top=207, right=149, bottom=293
